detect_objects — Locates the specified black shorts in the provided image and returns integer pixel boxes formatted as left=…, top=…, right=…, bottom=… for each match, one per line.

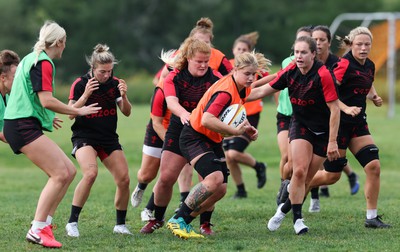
left=276, top=112, right=291, bottom=134
left=180, top=125, right=228, bottom=183
left=3, top=117, right=44, bottom=154
left=71, top=138, right=122, bottom=161
left=143, top=120, right=163, bottom=148
left=247, top=113, right=260, bottom=129
left=222, top=137, right=249, bottom=152
left=162, top=117, right=184, bottom=156
left=179, top=124, right=223, bottom=163
left=289, top=118, right=328, bottom=158
left=337, top=121, right=371, bottom=149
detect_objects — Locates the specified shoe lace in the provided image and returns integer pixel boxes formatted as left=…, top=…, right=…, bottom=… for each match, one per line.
left=185, top=223, right=195, bottom=233
left=173, top=218, right=191, bottom=232
left=150, top=220, right=161, bottom=229
left=175, top=218, right=186, bottom=230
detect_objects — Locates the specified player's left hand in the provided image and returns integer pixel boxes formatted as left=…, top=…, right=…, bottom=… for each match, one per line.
left=244, top=125, right=258, bottom=141
left=326, top=141, right=339, bottom=161
left=53, top=117, right=63, bottom=130
left=118, top=79, right=128, bottom=97
left=371, top=95, right=383, bottom=107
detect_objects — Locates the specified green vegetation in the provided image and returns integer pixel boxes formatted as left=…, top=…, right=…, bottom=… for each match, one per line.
left=1, top=0, right=399, bottom=83
left=0, top=103, right=399, bottom=251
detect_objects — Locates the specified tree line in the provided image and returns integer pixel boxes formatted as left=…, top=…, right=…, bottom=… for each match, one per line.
left=0, top=0, right=397, bottom=85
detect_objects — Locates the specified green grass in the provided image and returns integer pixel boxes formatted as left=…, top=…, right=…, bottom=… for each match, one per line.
left=0, top=101, right=399, bottom=251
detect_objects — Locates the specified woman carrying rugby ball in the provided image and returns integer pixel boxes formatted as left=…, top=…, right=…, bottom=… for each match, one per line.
left=167, top=51, right=270, bottom=239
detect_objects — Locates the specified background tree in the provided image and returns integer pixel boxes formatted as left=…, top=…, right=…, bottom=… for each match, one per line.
left=0, top=0, right=396, bottom=86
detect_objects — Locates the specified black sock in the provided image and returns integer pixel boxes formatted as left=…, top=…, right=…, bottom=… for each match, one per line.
left=154, top=205, right=167, bottom=221
left=281, top=198, right=292, bottom=214
left=138, top=182, right=148, bottom=190
left=116, top=209, right=127, bottom=225
left=237, top=183, right=246, bottom=193
left=146, top=192, right=155, bottom=211
left=253, top=161, right=261, bottom=170
left=68, top=205, right=82, bottom=223
left=180, top=191, right=190, bottom=202
left=292, top=204, right=303, bottom=223
left=175, top=202, right=194, bottom=224
left=310, top=187, right=319, bottom=199
left=200, top=210, right=213, bottom=224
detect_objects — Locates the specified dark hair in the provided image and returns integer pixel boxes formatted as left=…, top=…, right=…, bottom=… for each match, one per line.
left=294, top=36, right=317, bottom=53
left=296, top=26, right=313, bottom=36
left=233, top=31, right=259, bottom=51
left=189, top=17, right=214, bottom=41
left=312, top=25, right=332, bottom=42
left=0, top=50, right=20, bottom=74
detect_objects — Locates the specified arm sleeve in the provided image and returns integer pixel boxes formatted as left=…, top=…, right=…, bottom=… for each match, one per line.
left=333, top=58, right=349, bottom=84
left=319, top=67, right=338, bottom=102
left=163, top=71, right=177, bottom=98
left=150, top=88, right=167, bottom=117
left=30, top=60, right=53, bottom=92
left=204, top=92, right=232, bottom=117
left=269, top=68, right=289, bottom=91
left=218, top=57, right=233, bottom=75
left=69, top=78, right=84, bottom=100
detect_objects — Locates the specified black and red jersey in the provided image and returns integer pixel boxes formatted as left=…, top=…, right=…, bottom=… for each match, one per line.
left=334, top=51, right=375, bottom=124
left=324, top=53, right=339, bottom=70
left=150, top=87, right=167, bottom=117
left=69, top=73, right=121, bottom=143
left=150, top=86, right=171, bottom=129
left=164, top=67, right=222, bottom=112
left=270, top=60, right=338, bottom=133
left=164, top=67, right=222, bottom=126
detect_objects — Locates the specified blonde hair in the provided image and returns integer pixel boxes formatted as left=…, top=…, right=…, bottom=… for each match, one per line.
left=337, top=26, right=373, bottom=49
left=189, top=17, right=214, bottom=42
left=33, top=20, right=66, bottom=64
left=234, top=51, right=271, bottom=75
left=160, top=37, right=211, bottom=71
left=233, top=31, right=259, bottom=51
left=0, top=50, right=20, bottom=74
left=159, top=49, right=177, bottom=67
left=86, top=44, right=118, bottom=69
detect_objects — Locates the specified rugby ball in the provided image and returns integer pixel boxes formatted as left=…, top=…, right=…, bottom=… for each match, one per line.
left=219, top=104, right=247, bottom=128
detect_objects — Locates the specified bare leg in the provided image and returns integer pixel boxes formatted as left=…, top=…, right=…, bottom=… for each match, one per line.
left=103, top=150, right=130, bottom=210
left=21, top=135, right=76, bottom=222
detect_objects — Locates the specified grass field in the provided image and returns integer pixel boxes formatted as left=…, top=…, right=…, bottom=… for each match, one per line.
left=0, top=101, right=399, bottom=251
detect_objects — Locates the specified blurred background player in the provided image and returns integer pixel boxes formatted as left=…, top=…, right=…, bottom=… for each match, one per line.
left=0, top=50, right=20, bottom=143
left=130, top=78, right=171, bottom=222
